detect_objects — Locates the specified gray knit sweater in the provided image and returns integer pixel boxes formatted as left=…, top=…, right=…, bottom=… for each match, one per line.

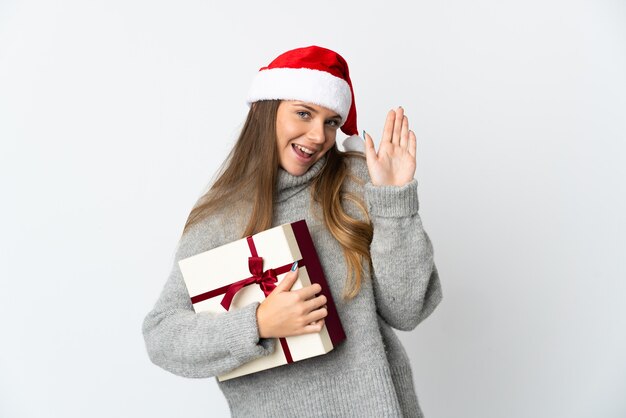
left=143, top=154, right=442, bottom=417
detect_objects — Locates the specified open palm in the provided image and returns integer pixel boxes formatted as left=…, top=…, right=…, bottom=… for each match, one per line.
left=364, top=107, right=417, bottom=186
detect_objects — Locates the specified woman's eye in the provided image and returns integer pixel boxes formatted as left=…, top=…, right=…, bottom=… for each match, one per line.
left=326, top=119, right=340, bottom=127
left=296, top=111, right=310, bottom=118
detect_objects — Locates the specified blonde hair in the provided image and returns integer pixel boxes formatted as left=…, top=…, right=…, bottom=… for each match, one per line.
left=183, top=100, right=373, bottom=300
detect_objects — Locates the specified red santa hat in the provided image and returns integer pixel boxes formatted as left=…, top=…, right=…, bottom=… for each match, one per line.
left=246, top=45, right=359, bottom=137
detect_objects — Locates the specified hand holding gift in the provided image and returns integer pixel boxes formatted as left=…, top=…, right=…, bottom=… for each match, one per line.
left=178, top=220, right=345, bottom=381
left=256, top=264, right=328, bottom=339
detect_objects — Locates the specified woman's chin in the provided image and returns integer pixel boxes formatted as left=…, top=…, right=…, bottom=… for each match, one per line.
left=279, top=153, right=318, bottom=176
left=282, top=165, right=308, bottom=176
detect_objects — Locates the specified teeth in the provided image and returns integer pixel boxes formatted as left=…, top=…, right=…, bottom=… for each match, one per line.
left=295, top=144, right=314, bottom=155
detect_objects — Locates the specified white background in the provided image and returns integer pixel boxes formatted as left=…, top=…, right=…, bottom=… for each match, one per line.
left=1, top=1, right=625, bottom=417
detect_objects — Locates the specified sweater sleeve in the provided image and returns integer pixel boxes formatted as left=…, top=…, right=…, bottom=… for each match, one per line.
left=365, top=180, right=443, bottom=331
left=142, top=220, right=276, bottom=378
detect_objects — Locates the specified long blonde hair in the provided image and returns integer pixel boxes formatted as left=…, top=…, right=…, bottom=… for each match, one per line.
left=183, top=100, right=373, bottom=300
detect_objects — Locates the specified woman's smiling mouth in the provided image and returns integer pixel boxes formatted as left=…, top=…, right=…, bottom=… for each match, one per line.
left=292, top=143, right=316, bottom=159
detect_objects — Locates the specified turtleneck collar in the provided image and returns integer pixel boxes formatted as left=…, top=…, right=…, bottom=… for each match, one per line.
left=275, top=156, right=326, bottom=202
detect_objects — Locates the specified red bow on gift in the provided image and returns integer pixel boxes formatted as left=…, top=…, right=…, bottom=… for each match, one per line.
left=220, top=256, right=278, bottom=311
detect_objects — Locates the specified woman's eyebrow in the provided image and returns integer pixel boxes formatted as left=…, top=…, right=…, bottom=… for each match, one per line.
left=294, top=103, right=342, bottom=120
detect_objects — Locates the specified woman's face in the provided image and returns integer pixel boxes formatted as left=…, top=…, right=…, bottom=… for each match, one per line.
left=275, top=100, right=342, bottom=176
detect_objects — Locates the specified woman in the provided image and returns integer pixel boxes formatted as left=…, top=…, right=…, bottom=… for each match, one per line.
left=143, top=45, right=442, bottom=417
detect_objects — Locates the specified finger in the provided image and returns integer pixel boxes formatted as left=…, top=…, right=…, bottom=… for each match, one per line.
left=364, top=131, right=377, bottom=163
left=302, top=319, right=325, bottom=334
left=400, top=115, right=409, bottom=149
left=276, top=267, right=299, bottom=291
left=382, top=109, right=395, bottom=143
left=293, top=282, right=322, bottom=300
left=304, top=294, right=327, bottom=311
left=392, top=106, right=404, bottom=145
left=304, top=306, right=328, bottom=324
left=408, top=130, right=417, bottom=158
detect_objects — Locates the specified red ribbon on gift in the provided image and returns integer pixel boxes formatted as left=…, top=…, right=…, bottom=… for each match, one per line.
left=190, top=235, right=299, bottom=364
left=220, top=243, right=280, bottom=310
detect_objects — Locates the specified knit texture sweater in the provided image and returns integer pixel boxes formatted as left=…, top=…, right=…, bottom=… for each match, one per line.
left=143, top=155, right=442, bottom=417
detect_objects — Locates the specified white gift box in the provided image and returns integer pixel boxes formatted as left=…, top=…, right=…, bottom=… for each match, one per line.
left=178, top=219, right=346, bottom=381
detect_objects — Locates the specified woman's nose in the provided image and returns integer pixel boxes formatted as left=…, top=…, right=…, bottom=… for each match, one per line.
left=307, top=122, right=326, bottom=144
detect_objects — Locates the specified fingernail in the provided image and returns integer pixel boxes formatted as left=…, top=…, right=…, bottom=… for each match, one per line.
left=291, top=261, right=298, bottom=271
left=399, top=105, right=403, bottom=109
left=362, top=129, right=366, bottom=139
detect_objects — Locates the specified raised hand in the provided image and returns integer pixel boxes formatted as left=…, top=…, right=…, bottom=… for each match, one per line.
left=364, top=107, right=417, bottom=186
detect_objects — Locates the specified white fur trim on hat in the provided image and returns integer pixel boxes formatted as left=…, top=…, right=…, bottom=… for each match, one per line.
left=246, top=67, right=352, bottom=125
left=340, top=135, right=365, bottom=153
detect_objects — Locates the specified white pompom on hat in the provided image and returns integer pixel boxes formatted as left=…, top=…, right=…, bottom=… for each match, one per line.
left=246, top=45, right=359, bottom=138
